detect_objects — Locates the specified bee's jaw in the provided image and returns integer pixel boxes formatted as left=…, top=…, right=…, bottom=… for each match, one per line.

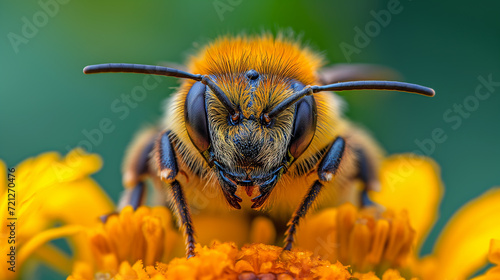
left=250, top=173, right=279, bottom=209
left=214, top=159, right=287, bottom=209
left=217, top=169, right=243, bottom=209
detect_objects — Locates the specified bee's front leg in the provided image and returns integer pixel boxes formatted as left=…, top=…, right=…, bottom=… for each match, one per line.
left=283, top=136, right=345, bottom=251
left=155, top=130, right=196, bottom=258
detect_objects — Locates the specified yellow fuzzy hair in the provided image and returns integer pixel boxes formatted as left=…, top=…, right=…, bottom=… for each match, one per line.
left=189, top=33, right=322, bottom=85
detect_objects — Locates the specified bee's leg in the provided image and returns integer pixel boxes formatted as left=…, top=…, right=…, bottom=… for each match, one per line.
left=156, top=131, right=196, bottom=258
left=118, top=181, right=147, bottom=211
left=356, top=148, right=377, bottom=207
left=170, top=180, right=196, bottom=258
left=97, top=130, right=157, bottom=223
left=283, top=136, right=345, bottom=251
left=117, top=129, right=157, bottom=211
left=117, top=141, right=154, bottom=210
left=103, top=181, right=147, bottom=222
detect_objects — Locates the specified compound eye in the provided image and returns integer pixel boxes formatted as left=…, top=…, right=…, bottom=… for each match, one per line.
left=289, top=91, right=317, bottom=159
left=184, top=81, right=210, bottom=152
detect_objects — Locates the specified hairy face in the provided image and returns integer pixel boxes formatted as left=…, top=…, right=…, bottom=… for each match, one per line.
left=206, top=73, right=296, bottom=209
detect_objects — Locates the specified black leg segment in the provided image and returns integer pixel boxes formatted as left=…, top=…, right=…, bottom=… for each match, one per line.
left=135, top=140, right=155, bottom=176
left=171, top=180, right=196, bottom=258
left=318, top=137, right=345, bottom=182
left=283, top=180, right=324, bottom=250
left=102, top=181, right=146, bottom=223
left=356, top=148, right=376, bottom=206
left=129, top=181, right=146, bottom=210
left=158, top=131, right=178, bottom=181
left=157, top=130, right=196, bottom=258
left=120, top=138, right=154, bottom=208
left=283, top=136, right=346, bottom=251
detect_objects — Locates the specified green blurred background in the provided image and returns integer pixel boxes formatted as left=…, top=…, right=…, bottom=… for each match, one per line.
left=1, top=0, right=499, bottom=279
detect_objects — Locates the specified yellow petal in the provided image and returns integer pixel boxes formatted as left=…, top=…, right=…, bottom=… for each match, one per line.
left=18, top=225, right=85, bottom=267
left=0, top=160, right=6, bottom=196
left=142, top=216, right=164, bottom=266
left=352, top=271, right=381, bottom=280
left=0, top=149, right=108, bottom=279
left=250, top=216, right=276, bottom=245
left=381, top=269, right=405, bottom=280
left=349, top=223, right=371, bottom=269
left=489, top=239, right=500, bottom=265
left=47, top=148, right=103, bottom=184
left=367, top=220, right=390, bottom=265
left=33, top=243, right=73, bottom=276
left=3, top=149, right=107, bottom=239
left=295, top=208, right=338, bottom=261
left=191, top=212, right=250, bottom=248
left=67, top=261, right=94, bottom=280
left=371, top=154, right=442, bottom=249
left=40, top=178, right=113, bottom=225
left=472, top=239, right=500, bottom=280
left=296, top=203, right=414, bottom=273
left=338, top=203, right=357, bottom=263
left=429, top=188, right=500, bottom=280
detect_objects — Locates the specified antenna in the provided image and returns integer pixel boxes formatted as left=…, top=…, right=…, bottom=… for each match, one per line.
left=267, top=80, right=435, bottom=119
left=83, top=63, right=237, bottom=116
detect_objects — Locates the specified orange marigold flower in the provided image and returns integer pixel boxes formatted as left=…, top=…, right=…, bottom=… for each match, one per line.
left=66, top=203, right=407, bottom=280
left=4, top=150, right=500, bottom=280
left=71, top=240, right=383, bottom=280
left=296, top=203, right=415, bottom=273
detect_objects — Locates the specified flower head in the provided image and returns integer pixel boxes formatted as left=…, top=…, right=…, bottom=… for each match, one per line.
left=369, top=155, right=500, bottom=279
left=71, top=237, right=410, bottom=280
left=0, top=149, right=112, bottom=280
left=69, top=205, right=179, bottom=279
left=296, top=203, right=415, bottom=274
left=3, top=150, right=500, bottom=280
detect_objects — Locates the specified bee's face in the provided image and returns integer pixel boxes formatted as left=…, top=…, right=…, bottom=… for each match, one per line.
left=201, top=71, right=316, bottom=209
left=183, top=69, right=317, bottom=209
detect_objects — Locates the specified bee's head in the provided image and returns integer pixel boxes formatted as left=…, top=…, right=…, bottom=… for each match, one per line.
left=184, top=70, right=316, bottom=209
left=190, top=70, right=318, bottom=209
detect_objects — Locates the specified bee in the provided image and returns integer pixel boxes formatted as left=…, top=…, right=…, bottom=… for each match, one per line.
left=83, top=34, right=434, bottom=258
